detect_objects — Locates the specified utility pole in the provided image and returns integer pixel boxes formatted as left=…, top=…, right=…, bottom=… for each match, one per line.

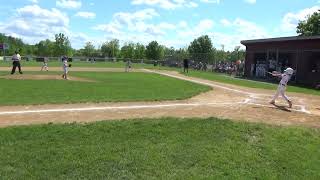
left=221, top=44, right=225, bottom=62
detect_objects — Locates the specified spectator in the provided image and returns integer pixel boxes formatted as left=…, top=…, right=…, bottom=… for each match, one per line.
left=183, top=59, right=189, bottom=73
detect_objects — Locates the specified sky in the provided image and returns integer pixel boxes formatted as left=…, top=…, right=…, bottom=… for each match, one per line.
left=0, top=0, right=319, bottom=50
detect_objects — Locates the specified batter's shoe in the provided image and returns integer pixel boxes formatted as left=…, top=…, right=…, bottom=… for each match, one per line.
left=270, top=100, right=275, bottom=105
left=288, top=100, right=292, bottom=108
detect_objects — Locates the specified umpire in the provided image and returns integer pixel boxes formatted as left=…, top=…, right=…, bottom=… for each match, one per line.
left=11, top=51, right=23, bottom=74
left=183, top=59, right=189, bottom=73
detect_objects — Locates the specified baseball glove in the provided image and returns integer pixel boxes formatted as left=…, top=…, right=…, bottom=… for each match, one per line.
left=68, top=64, right=72, bottom=67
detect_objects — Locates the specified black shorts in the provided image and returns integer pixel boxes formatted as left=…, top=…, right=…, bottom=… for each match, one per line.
left=12, top=61, right=21, bottom=66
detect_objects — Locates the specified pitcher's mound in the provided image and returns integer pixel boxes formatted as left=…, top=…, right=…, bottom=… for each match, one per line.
left=1, top=74, right=96, bottom=82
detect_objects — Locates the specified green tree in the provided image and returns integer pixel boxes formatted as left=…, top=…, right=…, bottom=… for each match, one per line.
left=297, top=10, right=320, bottom=36
left=120, top=43, right=135, bottom=59
left=35, top=39, right=54, bottom=56
left=146, top=41, right=162, bottom=60
left=101, top=39, right=119, bottom=58
left=166, top=47, right=175, bottom=56
left=174, top=48, right=189, bottom=61
left=133, top=43, right=146, bottom=60
left=159, top=45, right=166, bottom=60
left=24, top=45, right=35, bottom=56
left=54, top=33, right=72, bottom=56
left=0, top=33, right=26, bottom=56
left=188, top=35, right=213, bottom=62
left=83, top=42, right=95, bottom=57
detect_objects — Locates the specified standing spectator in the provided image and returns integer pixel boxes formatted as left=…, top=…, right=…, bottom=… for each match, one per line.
left=183, top=59, right=189, bottom=73
left=203, top=62, right=207, bottom=71
left=11, top=51, right=23, bottom=74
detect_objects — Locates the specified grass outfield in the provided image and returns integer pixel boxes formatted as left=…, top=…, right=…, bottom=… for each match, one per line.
left=0, top=117, right=319, bottom=179
left=2, top=60, right=318, bottom=95
left=0, top=71, right=210, bottom=105
left=184, top=70, right=320, bottom=96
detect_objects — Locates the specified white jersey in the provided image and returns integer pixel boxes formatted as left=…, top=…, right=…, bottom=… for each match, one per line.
left=63, top=60, right=68, bottom=68
left=12, top=54, right=21, bottom=61
left=62, top=60, right=68, bottom=72
left=279, top=74, right=291, bottom=86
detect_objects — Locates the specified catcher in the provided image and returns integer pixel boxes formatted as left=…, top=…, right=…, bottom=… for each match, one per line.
left=269, top=67, right=294, bottom=108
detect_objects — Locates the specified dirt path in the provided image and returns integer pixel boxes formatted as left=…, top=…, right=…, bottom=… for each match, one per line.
left=0, top=68, right=319, bottom=128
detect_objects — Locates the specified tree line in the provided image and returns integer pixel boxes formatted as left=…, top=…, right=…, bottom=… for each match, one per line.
left=1, top=10, right=318, bottom=63
left=0, top=33, right=246, bottom=63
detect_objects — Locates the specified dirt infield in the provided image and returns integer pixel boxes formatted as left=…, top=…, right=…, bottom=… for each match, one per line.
left=0, top=68, right=319, bottom=128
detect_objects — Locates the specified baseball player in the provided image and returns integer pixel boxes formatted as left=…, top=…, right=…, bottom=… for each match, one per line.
left=125, top=60, right=132, bottom=72
left=41, top=57, right=49, bottom=71
left=61, top=56, right=69, bottom=80
left=269, top=67, right=294, bottom=108
left=11, top=51, right=23, bottom=74
left=183, top=59, right=189, bottom=73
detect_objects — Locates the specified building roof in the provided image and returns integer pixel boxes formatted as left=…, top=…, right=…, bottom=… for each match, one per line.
left=241, top=35, right=320, bottom=45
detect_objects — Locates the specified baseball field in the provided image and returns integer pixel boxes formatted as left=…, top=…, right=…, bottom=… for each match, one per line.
left=0, top=61, right=320, bottom=179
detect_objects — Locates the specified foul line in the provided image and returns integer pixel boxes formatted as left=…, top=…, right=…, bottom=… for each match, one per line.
left=0, top=101, right=248, bottom=115
left=143, top=69, right=253, bottom=95
left=144, top=69, right=311, bottom=115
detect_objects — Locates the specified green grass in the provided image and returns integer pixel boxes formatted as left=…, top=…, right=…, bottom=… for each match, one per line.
left=2, top=60, right=318, bottom=95
left=0, top=117, right=319, bottom=179
left=0, top=71, right=210, bottom=105
left=184, top=70, right=320, bottom=96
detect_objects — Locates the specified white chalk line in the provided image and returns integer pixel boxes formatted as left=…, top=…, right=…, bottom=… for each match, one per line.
left=0, top=98, right=309, bottom=116
left=144, top=69, right=311, bottom=114
left=143, top=69, right=253, bottom=95
left=0, top=100, right=248, bottom=115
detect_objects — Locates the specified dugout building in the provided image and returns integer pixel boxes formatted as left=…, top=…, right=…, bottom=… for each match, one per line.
left=241, top=36, right=320, bottom=87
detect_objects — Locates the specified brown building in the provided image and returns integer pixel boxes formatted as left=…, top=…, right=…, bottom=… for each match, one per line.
left=241, top=36, right=320, bottom=86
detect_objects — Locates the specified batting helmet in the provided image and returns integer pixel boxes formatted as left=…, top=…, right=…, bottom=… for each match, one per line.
left=284, top=67, right=294, bottom=75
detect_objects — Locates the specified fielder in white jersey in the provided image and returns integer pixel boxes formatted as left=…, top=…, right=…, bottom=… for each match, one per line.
left=125, top=60, right=132, bottom=72
left=41, top=57, right=49, bottom=71
left=62, top=57, right=69, bottom=80
left=270, top=67, right=294, bottom=108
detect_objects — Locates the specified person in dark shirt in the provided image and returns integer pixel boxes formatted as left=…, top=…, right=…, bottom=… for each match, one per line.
left=11, top=51, right=23, bottom=74
left=183, top=59, right=189, bottom=73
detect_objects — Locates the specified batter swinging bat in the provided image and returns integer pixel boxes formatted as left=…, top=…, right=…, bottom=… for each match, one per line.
left=268, top=71, right=280, bottom=75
